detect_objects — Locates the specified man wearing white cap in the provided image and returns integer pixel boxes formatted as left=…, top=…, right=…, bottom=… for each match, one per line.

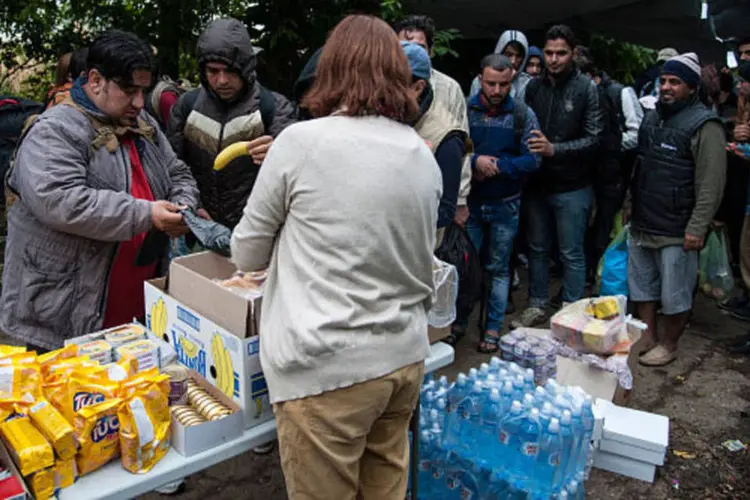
left=629, top=53, right=727, bottom=366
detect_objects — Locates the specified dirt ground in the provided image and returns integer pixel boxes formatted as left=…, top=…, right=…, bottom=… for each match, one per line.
left=137, top=285, right=750, bottom=500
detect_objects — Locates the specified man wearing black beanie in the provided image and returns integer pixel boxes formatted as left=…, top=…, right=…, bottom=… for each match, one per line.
left=629, top=53, right=727, bottom=366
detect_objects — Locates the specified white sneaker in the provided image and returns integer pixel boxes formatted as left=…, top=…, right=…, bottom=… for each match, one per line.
left=511, top=307, right=546, bottom=329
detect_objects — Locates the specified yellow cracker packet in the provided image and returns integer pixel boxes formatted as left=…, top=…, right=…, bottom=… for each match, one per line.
left=26, top=466, right=55, bottom=500
left=38, top=345, right=79, bottom=375
left=73, top=398, right=122, bottom=476
left=119, top=368, right=169, bottom=401
left=0, top=416, right=55, bottom=476
left=118, top=382, right=170, bottom=474
left=106, top=357, right=138, bottom=382
left=0, top=363, right=42, bottom=402
left=0, top=345, right=26, bottom=358
left=64, top=371, right=119, bottom=423
left=0, top=352, right=37, bottom=366
left=54, top=457, right=78, bottom=490
left=28, top=399, right=78, bottom=460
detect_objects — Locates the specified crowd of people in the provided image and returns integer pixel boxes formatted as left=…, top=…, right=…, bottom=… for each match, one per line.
left=0, top=11, right=749, bottom=499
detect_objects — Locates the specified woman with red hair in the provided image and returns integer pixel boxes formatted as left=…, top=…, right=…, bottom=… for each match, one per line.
left=230, top=14, right=441, bottom=500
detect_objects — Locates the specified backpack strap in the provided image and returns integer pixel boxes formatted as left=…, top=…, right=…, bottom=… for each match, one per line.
left=4, top=113, right=41, bottom=207
left=511, top=99, right=528, bottom=152
left=606, top=82, right=626, bottom=133
left=258, top=85, right=276, bottom=134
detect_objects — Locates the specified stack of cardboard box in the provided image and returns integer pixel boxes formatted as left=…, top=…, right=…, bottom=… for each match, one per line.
left=592, top=401, right=669, bottom=483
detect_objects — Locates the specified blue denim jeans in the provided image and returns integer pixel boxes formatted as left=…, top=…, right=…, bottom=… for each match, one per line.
left=463, top=198, right=521, bottom=332
left=526, top=186, right=593, bottom=307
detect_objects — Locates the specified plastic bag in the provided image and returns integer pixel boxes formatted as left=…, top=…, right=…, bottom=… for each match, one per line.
left=597, top=225, right=629, bottom=297
left=551, top=296, right=628, bottom=355
left=428, top=257, right=459, bottom=328
left=698, top=229, right=735, bottom=300
left=181, top=209, right=231, bottom=256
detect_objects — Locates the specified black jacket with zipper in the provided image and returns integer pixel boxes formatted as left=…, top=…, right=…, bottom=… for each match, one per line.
left=524, top=67, right=602, bottom=193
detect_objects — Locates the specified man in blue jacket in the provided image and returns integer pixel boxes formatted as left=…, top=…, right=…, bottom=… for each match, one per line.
left=455, top=54, right=541, bottom=352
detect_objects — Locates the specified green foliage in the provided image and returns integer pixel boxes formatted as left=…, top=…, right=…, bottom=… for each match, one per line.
left=589, top=34, right=656, bottom=85
left=433, top=28, right=462, bottom=59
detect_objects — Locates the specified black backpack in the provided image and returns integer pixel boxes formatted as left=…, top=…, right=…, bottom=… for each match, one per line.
left=435, top=222, right=483, bottom=320
left=0, top=96, right=44, bottom=208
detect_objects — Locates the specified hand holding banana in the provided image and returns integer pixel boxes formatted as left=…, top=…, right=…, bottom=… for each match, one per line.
left=213, top=136, right=274, bottom=171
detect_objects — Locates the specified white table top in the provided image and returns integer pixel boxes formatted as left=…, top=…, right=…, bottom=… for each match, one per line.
left=61, top=342, right=455, bottom=500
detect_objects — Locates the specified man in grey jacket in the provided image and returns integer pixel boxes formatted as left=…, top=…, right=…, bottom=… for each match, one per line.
left=168, top=18, right=296, bottom=229
left=0, top=30, right=199, bottom=351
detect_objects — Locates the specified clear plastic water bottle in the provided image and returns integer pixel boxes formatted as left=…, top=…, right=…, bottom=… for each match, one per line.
left=513, top=407, right=542, bottom=490
left=558, top=410, right=576, bottom=486
left=418, top=430, right=435, bottom=499
left=524, top=368, right=536, bottom=392
left=498, top=400, right=524, bottom=477
left=501, top=381, right=514, bottom=415
left=539, top=401, right=554, bottom=430
left=443, top=374, right=469, bottom=451
left=479, top=388, right=502, bottom=466
left=479, top=362, right=491, bottom=379
left=489, top=356, right=504, bottom=375
left=512, top=375, right=526, bottom=402
left=468, top=367, right=480, bottom=383
left=567, top=405, right=585, bottom=482
left=438, top=375, right=450, bottom=391
left=485, top=374, right=499, bottom=393
left=464, top=381, right=484, bottom=452
left=534, top=386, right=548, bottom=406
left=536, top=417, right=563, bottom=497
left=522, top=393, right=536, bottom=413
left=580, top=397, right=595, bottom=480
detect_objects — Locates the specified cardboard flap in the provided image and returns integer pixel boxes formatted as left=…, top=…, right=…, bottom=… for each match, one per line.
left=169, top=252, right=258, bottom=338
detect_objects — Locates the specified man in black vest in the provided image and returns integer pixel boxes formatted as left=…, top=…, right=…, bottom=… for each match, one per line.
left=629, top=53, right=727, bottom=366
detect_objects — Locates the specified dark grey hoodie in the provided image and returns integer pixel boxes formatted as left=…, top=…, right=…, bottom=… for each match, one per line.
left=167, top=18, right=296, bottom=229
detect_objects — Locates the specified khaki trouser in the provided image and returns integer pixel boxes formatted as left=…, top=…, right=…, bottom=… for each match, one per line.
left=741, top=215, right=750, bottom=289
left=274, top=361, right=425, bottom=500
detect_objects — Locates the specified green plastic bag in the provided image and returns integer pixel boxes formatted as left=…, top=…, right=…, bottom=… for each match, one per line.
left=698, top=229, right=734, bottom=300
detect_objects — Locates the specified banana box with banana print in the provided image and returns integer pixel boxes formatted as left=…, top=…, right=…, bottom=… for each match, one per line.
left=144, top=277, right=272, bottom=430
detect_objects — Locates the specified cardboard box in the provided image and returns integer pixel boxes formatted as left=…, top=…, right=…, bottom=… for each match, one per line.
left=144, top=278, right=273, bottom=430
left=171, top=371, right=243, bottom=457
left=0, top=441, right=28, bottom=500
left=168, top=252, right=261, bottom=339
left=599, top=439, right=666, bottom=466
left=602, top=405, right=669, bottom=453
left=520, top=328, right=633, bottom=405
left=594, top=450, right=656, bottom=483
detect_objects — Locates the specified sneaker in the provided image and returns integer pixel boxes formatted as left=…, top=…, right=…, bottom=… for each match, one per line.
left=511, top=307, right=546, bottom=329
left=156, top=480, right=186, bottom=496
left=549, top=291, right=563, bottom=310
left=253, top=441, right=276, bottom=455
left=719, top=294, right=748, bottom=312
left=731, top=304, right=750, bottom=322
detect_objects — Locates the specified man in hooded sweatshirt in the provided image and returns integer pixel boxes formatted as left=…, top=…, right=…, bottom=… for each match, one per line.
left=469, top=30, right=532, bottom=101
left=525, top=46, right=544, bottom=78
left=167, top=18, right=296, bottom=229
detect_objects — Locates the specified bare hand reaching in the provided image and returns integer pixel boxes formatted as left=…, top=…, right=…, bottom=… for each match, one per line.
left=152, top=200, right=188, bottom=237
left=247, top=135, right=274, bottom=165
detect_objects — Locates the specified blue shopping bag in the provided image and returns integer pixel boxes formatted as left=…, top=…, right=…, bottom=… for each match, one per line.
left=599, top=225, right=629, bottom=297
